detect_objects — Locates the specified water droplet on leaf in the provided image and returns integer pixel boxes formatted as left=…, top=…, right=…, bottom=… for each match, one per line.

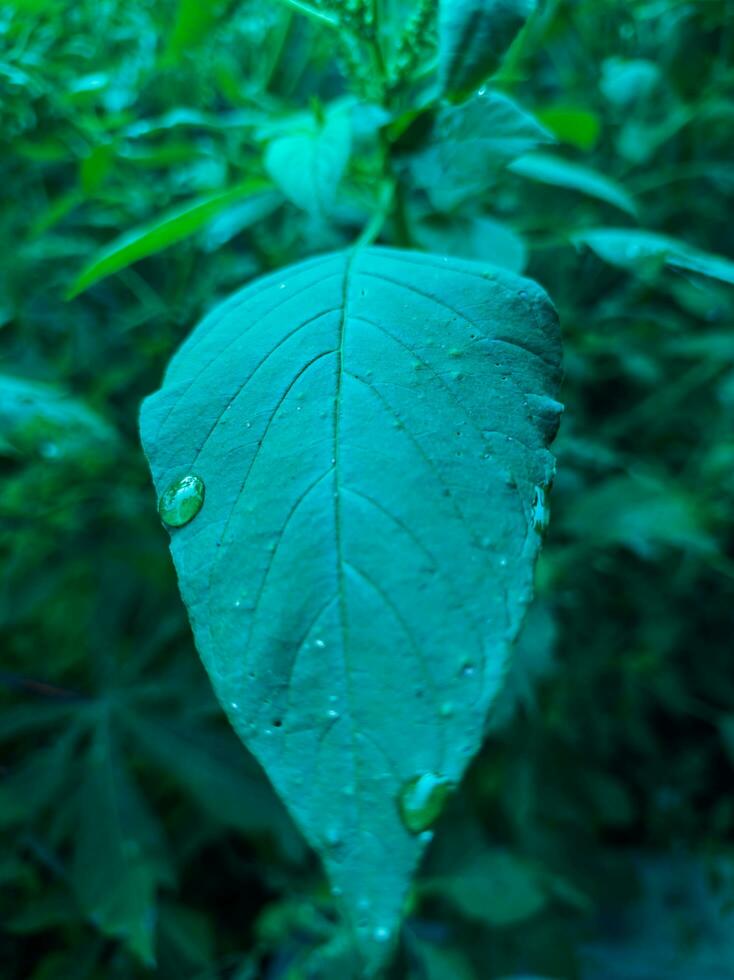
left=532, top=484, right=550, bottom=534
left=158, top=474, right=205, bottom=528
left=398, top=772, right=451, bottom=833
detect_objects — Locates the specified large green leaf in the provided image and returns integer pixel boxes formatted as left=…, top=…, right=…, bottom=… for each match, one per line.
left=139, top=247, right=562, bottom=973
left=439, top=0, right=536, bottom=97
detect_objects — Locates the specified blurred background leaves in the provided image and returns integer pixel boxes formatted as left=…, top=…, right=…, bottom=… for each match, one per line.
left=1, top=0, right=733, bottom=977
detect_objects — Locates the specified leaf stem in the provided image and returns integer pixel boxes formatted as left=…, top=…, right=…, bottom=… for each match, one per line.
left=277, top=0, right=339, bottom=28
left=355, top=180, right=394, bottom=247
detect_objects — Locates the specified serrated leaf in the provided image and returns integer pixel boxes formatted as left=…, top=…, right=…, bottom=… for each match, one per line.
left=72, top=725, right=170, bottom=966
left=139, top=247, right=561, bottom=973
left=122, top=711, right=306, bottom=862
left=67, top=180, right=271, bottom=297
left=574, top=228, right=734, bottom=285
left=264, top=111, right=351, bottom=216
left=509, top=153, right=638, bottom=216
left=439, top=0, right=536, bottom=97
left=0, top=726, right=82, bottom=828
left=410, top=91, right=554, bottom=210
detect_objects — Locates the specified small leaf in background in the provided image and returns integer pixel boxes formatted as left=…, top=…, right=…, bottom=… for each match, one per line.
left=599, top=58, right=661, bottom=108
left=67, top=180, right=272, bottom=297
left=535, top=105, right=600, bottom=150
left=422, top=849, right=548, bottom=927
left=574, top=228, right=734, bottom=285
left=0, top=374, right=116, bottom=464
left=412, top=213, right=527, bottom=273
left=439, top=0, right=536, bottom=98
left=140, top=246, right=562, bottom=972
left=79, top=142, right=115, bottom=196
left=509, top=153, right=638, bottom=217
left=201, top=191, right=282, bottom=251
left=164, top=0, right=228, bottom=63
left=582, top=856, right=734, bottom=979
left=486, top=600, right=556, bottom=732
left=559, top=471, right=715, bottom=559
left=264, top=109, right=352, bottom=216
left=409, top=938, right=477, bottom=980
left=410, top=90, right=553, bottom=210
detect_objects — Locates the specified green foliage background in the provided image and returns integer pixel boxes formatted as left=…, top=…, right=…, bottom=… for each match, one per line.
left=1, top=0, right=733, bottom=977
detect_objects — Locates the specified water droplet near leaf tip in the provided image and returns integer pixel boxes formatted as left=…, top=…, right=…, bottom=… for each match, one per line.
left=398, top=772, right=451, bottom=833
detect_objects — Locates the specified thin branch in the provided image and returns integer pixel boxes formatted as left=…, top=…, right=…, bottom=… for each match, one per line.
left=277, top=0, right=340, bottom=28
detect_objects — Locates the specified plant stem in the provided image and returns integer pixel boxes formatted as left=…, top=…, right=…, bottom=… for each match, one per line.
left=277, top=0, right=339, bottom=28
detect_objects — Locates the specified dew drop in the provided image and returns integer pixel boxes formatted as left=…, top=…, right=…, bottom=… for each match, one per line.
left=532, top=484, right=550, bottom=534
left=314, top=638, right=326, bottom=649
left=398, top=772, right=451, bottom=833
left=439, top=701, right=454, bottom=718
left=373, top=926, right=391, bottom=943
left=40, top=441, right=60, bottom=459
left=158, top=474, right=205, bottom=528
left=325, top=826, right=342, bottom=847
